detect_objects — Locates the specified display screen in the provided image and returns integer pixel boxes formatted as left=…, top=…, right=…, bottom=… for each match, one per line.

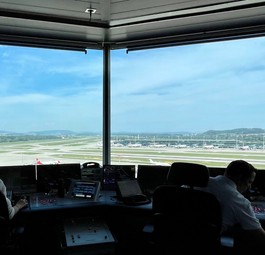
left=102, top=165, right=136, bottom=191
left=0, top=165, right=37, bottom=193
left=67, top=180, right=100, bottom=200
left=137, top=165, right=170, bottom=196
left=36, top=163, right=81, bottom=193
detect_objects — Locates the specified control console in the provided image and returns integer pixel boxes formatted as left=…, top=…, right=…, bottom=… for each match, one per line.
left=60, top=217, right=116, bottom=255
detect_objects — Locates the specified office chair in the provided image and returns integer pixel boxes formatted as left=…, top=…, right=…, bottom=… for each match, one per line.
left=0, top=190, right=10, bottom=249
left=146, top=162, right=222, bottom=255
left=0, top=191, right=24, bottom=254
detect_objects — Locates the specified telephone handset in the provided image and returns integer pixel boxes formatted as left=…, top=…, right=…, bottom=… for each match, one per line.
left=82, top=162, right=101, bottom=169
left=81, top=162, right=102, bottom=181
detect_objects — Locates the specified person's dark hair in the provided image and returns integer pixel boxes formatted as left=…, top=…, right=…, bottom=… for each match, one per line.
left=225, top=160, right=257, bottom=182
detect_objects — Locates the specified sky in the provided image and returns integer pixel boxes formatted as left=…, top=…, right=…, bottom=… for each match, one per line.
left=0, top=36, right=265, bottom=134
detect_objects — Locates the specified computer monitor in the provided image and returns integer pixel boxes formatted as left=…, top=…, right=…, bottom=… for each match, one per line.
left=137, top=165, right=170, bottom=196
left=36, top=163, right=81, bottom=193
left=248, top=170, right=265, bottom=197
left=102, top=164, right=136, bottom=191
left=0, top=165, right=37, bottom=193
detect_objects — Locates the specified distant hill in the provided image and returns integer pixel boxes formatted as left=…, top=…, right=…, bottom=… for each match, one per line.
left=27, top=130, right=76, bottom=136
left=0, top=128, right=265, bottom=136
left=0, top=130, right=76, bottom=136
left=203, top=128, right=265, bottom=135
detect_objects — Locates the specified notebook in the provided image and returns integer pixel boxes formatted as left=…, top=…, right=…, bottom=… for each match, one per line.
left=116, top=179, right=150, bottom=205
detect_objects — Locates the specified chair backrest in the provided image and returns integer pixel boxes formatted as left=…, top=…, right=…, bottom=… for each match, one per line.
left=0, top=191, right=9, bottom=220
left=0, top=191, right=10, bottom=247
left=152, top=162, right=222, bottom=255
left=166, top=162, right=209, bottom=188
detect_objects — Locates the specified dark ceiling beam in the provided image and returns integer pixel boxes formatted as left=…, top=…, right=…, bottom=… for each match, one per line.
left=123, top=24, right=265, bottom=51
left=0, top=33, right=103, bottom=51
left=0, top=8, right=109, bottom=28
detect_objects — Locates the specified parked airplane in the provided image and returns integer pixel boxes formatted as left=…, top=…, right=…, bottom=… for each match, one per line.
left=150, top=144, right=167, bottom=148
left=128, top=143, right=142, bottom=147
left=149, top=159, right=170, bottom=166
left=203, top=145, right=214, bottom=149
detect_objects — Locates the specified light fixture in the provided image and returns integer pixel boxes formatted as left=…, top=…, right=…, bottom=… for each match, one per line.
left=85, top=8, right=97, bottom=14
left=85, top=7, right=96, bottom=21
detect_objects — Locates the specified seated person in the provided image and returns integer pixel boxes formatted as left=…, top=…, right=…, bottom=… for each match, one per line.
left=200, top=160, right=265, bottom=252
left=0, top=179, right=28, bottom=219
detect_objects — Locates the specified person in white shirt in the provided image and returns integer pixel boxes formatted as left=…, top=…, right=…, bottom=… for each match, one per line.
left=0, top=178, right=28, bottom=219
left=200, top=160, right=265, bottom=252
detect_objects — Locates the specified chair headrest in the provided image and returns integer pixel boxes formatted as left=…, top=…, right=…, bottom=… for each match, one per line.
left=167, top=162, right=209, bottom=187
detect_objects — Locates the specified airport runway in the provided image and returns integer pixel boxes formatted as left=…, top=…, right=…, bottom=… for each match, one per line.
left=1, top=137, right=265, bottom=169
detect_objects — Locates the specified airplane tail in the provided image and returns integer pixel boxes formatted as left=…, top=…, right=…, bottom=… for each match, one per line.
left=36, top=158, right=43, bottom=165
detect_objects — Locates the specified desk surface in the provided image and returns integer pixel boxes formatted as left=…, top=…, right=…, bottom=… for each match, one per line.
left=29, top=193, right=102, bottom=210
left=19, top=190, right=265, bottom=222
left=20, top=190, right=152, bottom=212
